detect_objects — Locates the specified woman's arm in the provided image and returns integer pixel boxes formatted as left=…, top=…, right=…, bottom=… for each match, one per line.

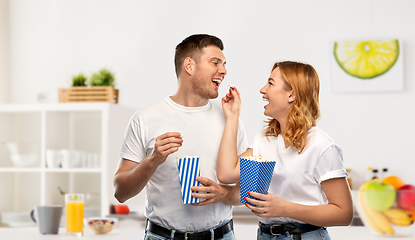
left=245, top=177, right=354, bottom=227
left=217, top=86, right=244, bottom=184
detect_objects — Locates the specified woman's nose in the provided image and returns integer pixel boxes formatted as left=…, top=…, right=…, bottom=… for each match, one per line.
left=260, top=85, right=266, bottom=94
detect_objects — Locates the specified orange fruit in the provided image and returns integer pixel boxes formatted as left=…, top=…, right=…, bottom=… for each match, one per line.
left=382, top=176, right=406, bottom=190
left=113, top=205, right=130, bottom=214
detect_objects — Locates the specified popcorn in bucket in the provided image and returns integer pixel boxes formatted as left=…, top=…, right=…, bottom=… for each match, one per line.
left=240, top=156, right=276, bottom=205
left=177, top=156, right=201, bottom=204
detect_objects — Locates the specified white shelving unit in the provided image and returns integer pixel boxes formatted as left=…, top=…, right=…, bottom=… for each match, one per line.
left=0, top=103, right=136, bottom=218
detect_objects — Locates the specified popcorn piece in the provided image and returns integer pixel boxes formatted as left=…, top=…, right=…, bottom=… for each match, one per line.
left=243, top=155, right=273, bottom=162
left=229, top=84, right=235, bottom=89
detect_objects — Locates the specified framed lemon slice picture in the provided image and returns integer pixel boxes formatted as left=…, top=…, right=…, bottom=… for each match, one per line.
left=331, top=39, right=403, bottom=92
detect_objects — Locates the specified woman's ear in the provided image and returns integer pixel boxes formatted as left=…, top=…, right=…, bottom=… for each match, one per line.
left=288, top=90, right=296, bottom=103
left=184, top=57, right=194, bottom=75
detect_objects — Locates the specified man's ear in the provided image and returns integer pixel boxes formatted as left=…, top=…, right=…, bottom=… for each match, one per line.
left=288, top=90, right=296, bottom=103
left=184, top=57, right=194, bottom=75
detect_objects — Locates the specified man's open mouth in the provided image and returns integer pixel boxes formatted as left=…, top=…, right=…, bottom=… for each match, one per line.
left=212, top=79, right=222, bottom=87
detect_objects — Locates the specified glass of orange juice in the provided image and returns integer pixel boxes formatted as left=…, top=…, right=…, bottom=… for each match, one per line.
left=65, top=193, right=84, bottom=236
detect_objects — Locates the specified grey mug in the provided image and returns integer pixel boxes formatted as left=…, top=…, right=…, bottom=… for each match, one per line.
left=30, top=205, right=63, bottom=234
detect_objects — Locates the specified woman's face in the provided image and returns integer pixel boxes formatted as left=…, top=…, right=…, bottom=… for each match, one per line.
left=260, top=67, right=295, bottom=120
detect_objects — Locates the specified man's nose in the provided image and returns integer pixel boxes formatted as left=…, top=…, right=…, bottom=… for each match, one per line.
left=219, top=64, right=227, bottom=75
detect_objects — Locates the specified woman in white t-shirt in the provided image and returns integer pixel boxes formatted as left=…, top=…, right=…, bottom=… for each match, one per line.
left=217, top=61, right=353, bottom=240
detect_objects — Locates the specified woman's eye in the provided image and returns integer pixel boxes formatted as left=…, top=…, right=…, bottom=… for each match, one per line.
left=268, top=81, right=273, bottom=86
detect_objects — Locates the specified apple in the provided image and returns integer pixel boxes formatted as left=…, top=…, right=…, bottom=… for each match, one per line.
left=364, top=180, right=396, bottom=211
left=397, top=184, right=415, bottom=211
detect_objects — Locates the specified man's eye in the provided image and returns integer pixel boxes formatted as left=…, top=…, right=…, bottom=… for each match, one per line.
left=212, top=62, right=218, bottom=66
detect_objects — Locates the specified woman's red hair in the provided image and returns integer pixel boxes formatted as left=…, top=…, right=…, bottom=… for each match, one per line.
left=263, top=61, right=321, bottom=153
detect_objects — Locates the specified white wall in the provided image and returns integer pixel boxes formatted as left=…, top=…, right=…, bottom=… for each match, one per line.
left=0, top=0, right=9, bottom=103
left=5, top=0, right=415, bottom=189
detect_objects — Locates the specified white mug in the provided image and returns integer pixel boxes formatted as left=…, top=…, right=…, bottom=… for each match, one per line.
left=87, top=153, right=100, bottom=168
left=61, top=150, right=80, bottom=168
left=46, top=149, right=62, bottom=168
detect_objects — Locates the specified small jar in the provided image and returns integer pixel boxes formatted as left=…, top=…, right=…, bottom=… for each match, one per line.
left=346, top=168, right=352, bottom=189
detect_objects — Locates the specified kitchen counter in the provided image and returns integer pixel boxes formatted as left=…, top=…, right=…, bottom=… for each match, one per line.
left=1, top=218, right=414, bottom=240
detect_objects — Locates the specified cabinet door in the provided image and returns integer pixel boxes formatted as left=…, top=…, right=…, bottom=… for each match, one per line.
left=0, top=112, right=42, bottom=168
left=45, top=111, right=101, bottom=154
left=44, top=110, right=103, bottom=218
left=0, top=104, right=137, bottom=220
left=0, top=172, right=41, bottom=212
left=0, top=111, right=42, bottom=214
left=44, top=171, right=101, bottom=217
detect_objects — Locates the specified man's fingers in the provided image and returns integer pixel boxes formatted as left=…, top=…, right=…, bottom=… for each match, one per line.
left=150, top=132, right=183, bottom=163
left=157, top=132, right=182, bottom=140
left=191, top=198, right=214, bottom=206
left=154, top=132, right=183, bottom=153
left=162, top=146, right=180, bottom=155
left=192, top=177, right=215, bottom=194
left=153, top=143, right=182, bottom=159
left=155, top=135, right=183, bottom=147
left=191, top=191, right=212, bottom=199
left=195, top=176, right=212, bottom=186
left=158, top=142, right=182, bottom=152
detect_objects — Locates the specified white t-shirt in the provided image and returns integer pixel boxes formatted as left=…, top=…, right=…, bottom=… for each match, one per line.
left=120, top=97, right=249, bottom=231
left=250, top=127, right=347, bottom=224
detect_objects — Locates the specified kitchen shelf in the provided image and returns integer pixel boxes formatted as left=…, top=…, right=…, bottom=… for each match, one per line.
left=0, top=103, right=135, bottom=218
left=0, top=168, right=43, bottom=172
left=0, top=168, right=102, bottom=173
left=44, top=168, right=102, bottom=173
left=106, top=213, right=145, bottom=220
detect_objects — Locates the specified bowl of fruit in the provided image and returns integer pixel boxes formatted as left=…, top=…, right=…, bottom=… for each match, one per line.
left=85, top=218, right=118, bottom=234
left=356, top=176, right=415, bottom=237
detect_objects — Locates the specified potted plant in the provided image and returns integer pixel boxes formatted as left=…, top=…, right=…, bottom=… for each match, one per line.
left=71, top=73, right=87, bottom=87
left=59, top=68, right=119, bottom=103
left=89, top=68, right=115, bottom=87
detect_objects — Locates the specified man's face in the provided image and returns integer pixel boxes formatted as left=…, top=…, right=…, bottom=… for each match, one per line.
left=190, top=45, right=227, bottom=100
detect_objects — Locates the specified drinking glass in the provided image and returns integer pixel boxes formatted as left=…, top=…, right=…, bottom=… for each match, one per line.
left=65, top=193, right=84, bottom=236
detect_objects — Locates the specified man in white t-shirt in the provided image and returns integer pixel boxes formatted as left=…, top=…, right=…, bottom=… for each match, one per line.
left=114, top=34, right=248, bottom=240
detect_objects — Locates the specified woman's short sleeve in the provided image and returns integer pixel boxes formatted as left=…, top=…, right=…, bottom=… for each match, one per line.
left=314, top=144, right=347, bottom=184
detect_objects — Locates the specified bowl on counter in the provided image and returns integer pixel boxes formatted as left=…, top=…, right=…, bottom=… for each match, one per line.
left=4, top=142, right=39, bottom=167
left=85, top=218, right=118, bottom=234
left=1, top=211, right=36, bottom=227
left=355, top=178, right=415, bottom=237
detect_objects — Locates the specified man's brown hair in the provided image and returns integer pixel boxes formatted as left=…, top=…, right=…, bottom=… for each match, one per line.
left=174, top=34, right=224, bottom=77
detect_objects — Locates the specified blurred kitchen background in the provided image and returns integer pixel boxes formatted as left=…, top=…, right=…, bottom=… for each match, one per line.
left=1, top=0, right=415, bottom=234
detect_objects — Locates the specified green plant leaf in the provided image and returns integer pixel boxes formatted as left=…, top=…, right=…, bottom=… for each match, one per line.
left=72, top=73, right=87, bottom=87
left=89, top=68, right=115, bottom=87
left=58, top=186, right=67, bottom=195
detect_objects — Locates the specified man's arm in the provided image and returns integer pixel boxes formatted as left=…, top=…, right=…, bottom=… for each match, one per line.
left=190, top=177, right=242, bottom=207
left=114, top=158, right=158, bottom=203
left=113, top=132, right=183, bottom=203
left=222, top=182, right=243, bottom=206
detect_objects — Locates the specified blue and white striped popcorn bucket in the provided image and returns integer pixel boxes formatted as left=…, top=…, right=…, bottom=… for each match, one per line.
left=177, top=156, right=201, bottom=204
left=240, top=156, right=276, bottom=205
